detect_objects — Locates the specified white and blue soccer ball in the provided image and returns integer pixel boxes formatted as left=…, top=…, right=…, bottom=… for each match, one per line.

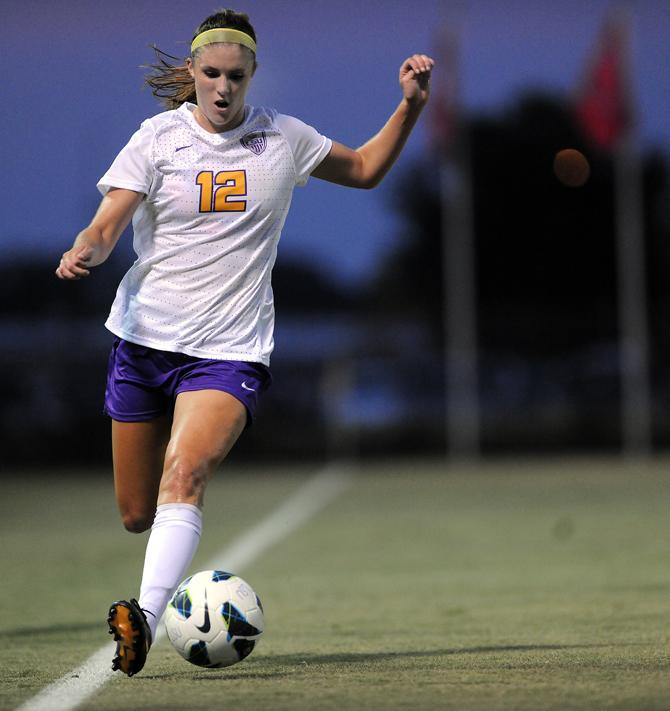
left=165, top=570, right=264, bottom=668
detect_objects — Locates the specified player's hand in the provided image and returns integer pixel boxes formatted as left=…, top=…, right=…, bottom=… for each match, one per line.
left=399, top=54, right=434, bottom=107
left=55, top=245, right=94, bottom=280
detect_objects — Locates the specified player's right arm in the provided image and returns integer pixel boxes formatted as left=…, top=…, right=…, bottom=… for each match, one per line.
left=56, top=188, right=143, bottom=280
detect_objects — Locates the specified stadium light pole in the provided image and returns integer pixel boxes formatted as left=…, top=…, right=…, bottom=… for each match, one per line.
left=440, top=140, right=480, bottom=461
left=614, top=130, right=651, bottom=458
left=433, top=24, right=480, bottom=461
left=575, top=8, right=651, bottom=458
left=615, top=10, right=651, bottom=458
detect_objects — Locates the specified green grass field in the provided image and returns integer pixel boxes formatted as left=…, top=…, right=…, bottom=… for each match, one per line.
left=1, top=458, right=670, bottom=710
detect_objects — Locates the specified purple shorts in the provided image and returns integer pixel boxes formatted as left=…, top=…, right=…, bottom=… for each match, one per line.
left=104, top=338, right=272, bottom=426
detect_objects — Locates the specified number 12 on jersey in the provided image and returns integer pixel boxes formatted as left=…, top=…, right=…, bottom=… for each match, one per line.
left=196, top=170, right=248, bottom=213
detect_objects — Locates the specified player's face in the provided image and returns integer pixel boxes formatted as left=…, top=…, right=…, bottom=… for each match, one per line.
left=187, top=44, right=256, bottom=133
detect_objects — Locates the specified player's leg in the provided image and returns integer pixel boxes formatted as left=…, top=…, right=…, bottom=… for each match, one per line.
left=111, top=390, right=247, bottom=676
left=107, top=416, right=171, bottom=676
left=104, top=336, right=174, bottom=531
left=159, top=388, right=247, bottom=506
left=138, top=389, right=247, bottom=624
left=111, top=417, right=171, bottom=532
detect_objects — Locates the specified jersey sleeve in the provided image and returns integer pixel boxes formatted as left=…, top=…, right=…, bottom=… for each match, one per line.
left=275, top=114, right=332, bottom=187
left=97, top=120, right=156, bottom=196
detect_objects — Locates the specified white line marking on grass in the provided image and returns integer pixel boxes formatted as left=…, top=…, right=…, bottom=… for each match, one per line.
left=207, top=463, right=354, bottom=573
left=17, top=464, right=354, bottom=711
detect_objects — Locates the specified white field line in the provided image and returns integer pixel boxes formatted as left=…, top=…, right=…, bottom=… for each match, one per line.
left=17, top=464, right=354, bottom=711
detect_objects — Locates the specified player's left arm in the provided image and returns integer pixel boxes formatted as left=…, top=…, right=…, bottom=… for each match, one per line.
left=312, top=54, right=434, bottom=189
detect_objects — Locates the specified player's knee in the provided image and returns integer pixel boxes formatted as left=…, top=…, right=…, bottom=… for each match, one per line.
left=161, top=453, right=210, bottom=502
left=121, top=509, right=154, bottom=533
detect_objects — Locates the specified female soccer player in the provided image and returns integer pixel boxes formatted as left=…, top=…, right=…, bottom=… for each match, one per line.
left=56, top=8, right=433, bottom=676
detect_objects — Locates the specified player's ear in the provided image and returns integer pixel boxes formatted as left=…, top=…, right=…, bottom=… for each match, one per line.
left=186, top=57, right=195, bottom=79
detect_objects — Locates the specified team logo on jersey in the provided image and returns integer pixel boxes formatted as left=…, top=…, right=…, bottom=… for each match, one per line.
left=240, top=131, right=267, bottom=156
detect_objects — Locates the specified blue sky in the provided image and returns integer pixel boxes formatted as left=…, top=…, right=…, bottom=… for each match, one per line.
left=2, top=0, right=669, bottom=285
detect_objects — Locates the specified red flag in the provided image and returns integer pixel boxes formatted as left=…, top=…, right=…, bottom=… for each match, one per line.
left=575, top=14, right=632, bottom=150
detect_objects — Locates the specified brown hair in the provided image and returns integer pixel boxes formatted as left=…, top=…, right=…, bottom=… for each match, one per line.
left=143, top=9, right=257, bottom=110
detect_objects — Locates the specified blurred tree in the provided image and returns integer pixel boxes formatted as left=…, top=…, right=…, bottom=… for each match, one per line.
left=369, top=92, right=669, bottom=356
left=0, top=253, right=354, bottom=320
left=473, top=94, right=616, bottom=355
left=272, top=260, right=356, bottom=313
left=0, top=252, right=355, bottom=466
left=365, top=91, right=670, bottom=450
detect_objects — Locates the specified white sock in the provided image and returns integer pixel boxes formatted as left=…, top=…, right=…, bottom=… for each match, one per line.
left=138, top=503, right=202, bottom=640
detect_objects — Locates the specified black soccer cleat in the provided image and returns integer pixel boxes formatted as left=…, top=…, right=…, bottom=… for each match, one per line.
left=107, top=598, right=152, bottom=677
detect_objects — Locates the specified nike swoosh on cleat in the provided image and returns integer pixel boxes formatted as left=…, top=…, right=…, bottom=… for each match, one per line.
left=241, top=381, right=256, bottom=392
left=195, top=592, right=211, bottom=634
left=175, top=144, right=193, bottom=152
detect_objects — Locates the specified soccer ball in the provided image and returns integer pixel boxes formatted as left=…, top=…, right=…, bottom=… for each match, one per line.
left=165, top=570, right=264, bottom=668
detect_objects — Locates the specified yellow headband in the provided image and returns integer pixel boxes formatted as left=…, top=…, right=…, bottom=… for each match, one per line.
left=191, top=28, right=257, bottom=55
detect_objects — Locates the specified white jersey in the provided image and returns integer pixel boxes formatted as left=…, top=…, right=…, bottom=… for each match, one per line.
left=97, top=102, right=332, bottom=365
